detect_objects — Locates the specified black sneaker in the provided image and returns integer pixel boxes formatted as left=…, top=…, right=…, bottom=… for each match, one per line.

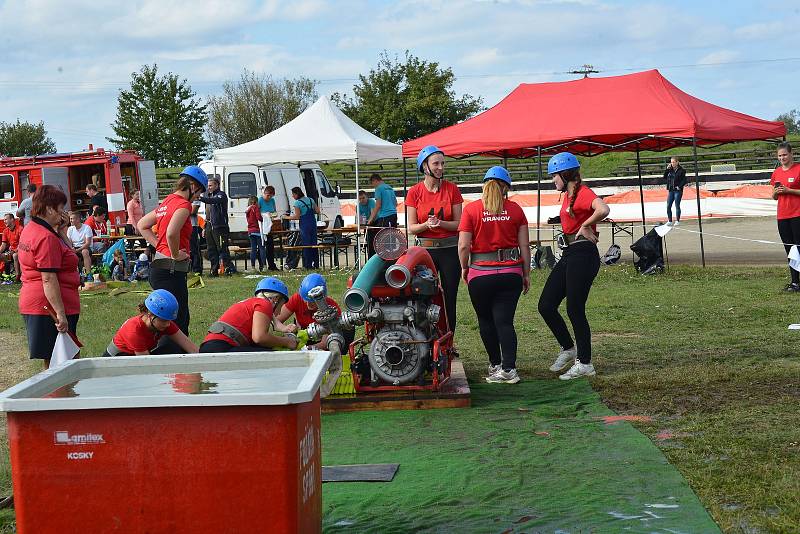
left=785, top=283, right=800, bottom=292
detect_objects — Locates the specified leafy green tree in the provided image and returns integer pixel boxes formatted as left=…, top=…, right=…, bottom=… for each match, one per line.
left=776, top=109, right=800, bottom=135
left=332, top=51, right=484, bottom=143
left=0, top=120, right=56, bottom=156
left=108, top=64, right=207, bottom=167
left=206, top=70, right=318, bottom=149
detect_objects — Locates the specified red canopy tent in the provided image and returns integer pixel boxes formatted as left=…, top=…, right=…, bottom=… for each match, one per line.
left=402, top=70, right=786, bottom=265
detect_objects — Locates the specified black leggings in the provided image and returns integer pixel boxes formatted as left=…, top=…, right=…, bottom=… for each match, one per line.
left=538, top=242, right=600, bottom=364
left=427, top=246, right=461, bottom=335
left=777, top=217, right=800, bottom=284
left=467, top=273, right=523, bottom=370
left=199, top=339, right=274, bottom=353
left=149, top=267, right=189, bottom=335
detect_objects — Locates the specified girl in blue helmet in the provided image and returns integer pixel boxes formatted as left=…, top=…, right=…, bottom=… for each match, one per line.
left=539, top=152, right=609, bottom=380
left=275, top=273, right=354, bottom=350
left=103, top=289, right=198, bottom=356
left=199, top=276, right=298, bottom=352
left=458, top=166, right=530, bottom=384
left=137, top=165, right=207, bottom=335
left=406, top=145, right=464, bottom=337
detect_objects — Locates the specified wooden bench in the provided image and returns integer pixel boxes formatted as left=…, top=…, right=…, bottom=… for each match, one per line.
left=282, top=244, right=339, bottom=269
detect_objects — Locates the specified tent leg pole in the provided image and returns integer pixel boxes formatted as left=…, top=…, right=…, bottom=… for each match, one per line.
left=693, top=138, right=706, bottom=267
left=355, top=157, right=360, bottom=269
left=536, top=147, right=542, bottom=244
left=403, top=158, right=408, bottom=241
left=636, top=148, right=646, bottom=236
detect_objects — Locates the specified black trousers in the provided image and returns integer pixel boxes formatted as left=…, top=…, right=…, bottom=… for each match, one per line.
left=427, top=246, right=461, bottom=335
left=777, top=217, right=800, bottom=284
left=467, top=273, right=523, bottom=370
left=102, top=337, right=187, bottom=357
left=265, top=233, right=277, bottom=269
left=190, top=226, right=203, bottom=274
left=206, top=224, right=232, bottom=272
left=149, top=267, right=189, bottom=335
left=538, top=241, right=600, bottom=364
left=199, top=339, right=273, bottom=353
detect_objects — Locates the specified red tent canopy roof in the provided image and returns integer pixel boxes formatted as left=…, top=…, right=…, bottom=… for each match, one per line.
left=402, top=70, right=785, bottom=158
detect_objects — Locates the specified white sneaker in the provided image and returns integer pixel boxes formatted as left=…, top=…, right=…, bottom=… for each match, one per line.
left=549, top=347, right=577, bottom=372
left=559, top=362, right=596, bottom=380
left=487, top=364, right=501, bottom=377
left=665, top=221, right=672, bottom=226
left=673, top=220, right=680, bottom=226
left=485, top=368, right=520, bottom=384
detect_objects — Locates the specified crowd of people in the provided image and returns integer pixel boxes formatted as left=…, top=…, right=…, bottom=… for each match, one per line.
left=11, top=143, right=797, bottom=386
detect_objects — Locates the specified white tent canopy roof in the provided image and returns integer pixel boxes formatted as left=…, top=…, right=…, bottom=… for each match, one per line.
left=212, top=96, right=402, bottom=165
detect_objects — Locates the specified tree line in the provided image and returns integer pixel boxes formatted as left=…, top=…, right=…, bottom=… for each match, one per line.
left=2, top=52, right=797, bottom=164
left=0, top=51, right=482, bottom=166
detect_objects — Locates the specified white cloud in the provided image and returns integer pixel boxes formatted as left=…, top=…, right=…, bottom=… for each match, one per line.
left=697, top=50, right=739, bottom=65
left=460, top=48, right=502, bottom=68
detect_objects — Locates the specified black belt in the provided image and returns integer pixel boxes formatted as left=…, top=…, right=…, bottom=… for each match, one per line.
left=470, top=247, right=521, bottom=263
left=557, top=234, right=590, bottom=250
left=416, top=236, right=458, bottom=248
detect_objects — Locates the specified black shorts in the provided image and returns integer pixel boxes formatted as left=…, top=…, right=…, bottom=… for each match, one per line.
left=23, top=314, right=80, bottom=360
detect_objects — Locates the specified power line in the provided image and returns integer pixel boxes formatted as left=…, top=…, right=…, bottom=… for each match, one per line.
left=0, top=56, right=796, bottom=89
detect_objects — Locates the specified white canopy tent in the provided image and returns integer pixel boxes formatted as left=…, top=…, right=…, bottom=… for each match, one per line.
left=212, top=95, right=402, bottom=266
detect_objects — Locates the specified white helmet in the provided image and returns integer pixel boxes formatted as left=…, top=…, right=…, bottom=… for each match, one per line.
left=139, top=253, right=149, bottom=262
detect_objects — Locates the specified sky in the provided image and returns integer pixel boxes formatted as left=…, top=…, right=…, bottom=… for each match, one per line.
left=0, top=0, right=798, bottom=153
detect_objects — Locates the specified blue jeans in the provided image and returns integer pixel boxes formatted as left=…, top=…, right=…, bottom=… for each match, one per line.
left=666, top=189, right=683, bottom=222
left=249, top=233, right=266, bottom=269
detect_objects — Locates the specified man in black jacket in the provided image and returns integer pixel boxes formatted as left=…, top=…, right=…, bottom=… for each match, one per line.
left=199, top=177, right=235, bottom=276
left=664, top=157, right=687, bottom=225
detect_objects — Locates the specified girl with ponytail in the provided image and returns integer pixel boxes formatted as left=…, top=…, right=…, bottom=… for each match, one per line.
left=458, top=166, right=530, bottom=384
left=538, top=152, right=609, bottom=380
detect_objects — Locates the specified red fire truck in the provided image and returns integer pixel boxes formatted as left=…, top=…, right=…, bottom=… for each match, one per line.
left=0, top=146, right=157, bottom=229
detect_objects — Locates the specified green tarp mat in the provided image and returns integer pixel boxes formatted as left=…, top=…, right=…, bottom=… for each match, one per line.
left=322, top=380, right=719, bottom=533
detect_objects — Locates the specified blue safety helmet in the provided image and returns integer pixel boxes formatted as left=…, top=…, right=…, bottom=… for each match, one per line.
left=547, top=152, right=581, bottom=175
left=180, top=165, right=208, bottom=192
left=417, top=145, right=444, bottom=174
left=483, top=166, right=511, bottom=186
left=299, top=273, right=327, bottom=302
left=255, top=276, right=289, bottom=301
left=145, top=289, right=179, bottom=321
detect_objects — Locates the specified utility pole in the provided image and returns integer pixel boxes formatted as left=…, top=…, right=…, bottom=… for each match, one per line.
left=569, top=64, right=599, bottom=78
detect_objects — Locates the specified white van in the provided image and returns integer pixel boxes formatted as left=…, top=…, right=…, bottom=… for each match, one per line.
left=198, top=161, right=343, bottom=240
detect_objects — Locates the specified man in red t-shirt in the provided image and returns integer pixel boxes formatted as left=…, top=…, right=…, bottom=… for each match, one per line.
left=85, top=207, right=109, bottom=252
left=0, top=213, right=23, bottom=281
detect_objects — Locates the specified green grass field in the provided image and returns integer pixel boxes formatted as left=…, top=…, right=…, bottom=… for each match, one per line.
left=1, top=264, right=799, bottom=532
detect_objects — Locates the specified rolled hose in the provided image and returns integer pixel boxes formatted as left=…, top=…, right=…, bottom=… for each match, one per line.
left=385, top=246, right=438, bottom=289
left=343, top=254, right=389, bottom=312
left=319, top=338, right=343, bottom=398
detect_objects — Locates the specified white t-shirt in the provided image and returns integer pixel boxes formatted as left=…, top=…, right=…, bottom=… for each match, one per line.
left=67, top=224, right=94, bottom=248
left=18, top=197, right=32, bottom=222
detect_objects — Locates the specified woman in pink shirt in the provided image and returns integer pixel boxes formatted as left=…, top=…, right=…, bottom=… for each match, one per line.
left=125, top=190, right=143, bottom=236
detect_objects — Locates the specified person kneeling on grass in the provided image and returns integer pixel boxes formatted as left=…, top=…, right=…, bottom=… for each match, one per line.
left=104, top=289, right=198, bottom=356
left=275, top=273, right=354, bottom=350
left=199, top=276, right=299, bottom=353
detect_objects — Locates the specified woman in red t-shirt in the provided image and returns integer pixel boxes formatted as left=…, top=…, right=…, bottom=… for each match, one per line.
left=199, top=277, right=298, bottom=352
left=770, top=142, right=800, bottom=291
left=104, top=290, right=197, bottom=356
left=538, top=152, right=609, bottom=381
left=138, top=166, right=207, bottom=334
left=458, top=167, right=530, bottom=384
left=275, top=273, right=354, bottom=350
left=17, top=185, right=80, bottom=368
left=406, top=145, right=464, bottom=336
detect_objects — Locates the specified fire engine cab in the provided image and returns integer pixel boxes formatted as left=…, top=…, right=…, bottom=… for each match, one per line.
left=0, top=146, right=157, bottom=228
